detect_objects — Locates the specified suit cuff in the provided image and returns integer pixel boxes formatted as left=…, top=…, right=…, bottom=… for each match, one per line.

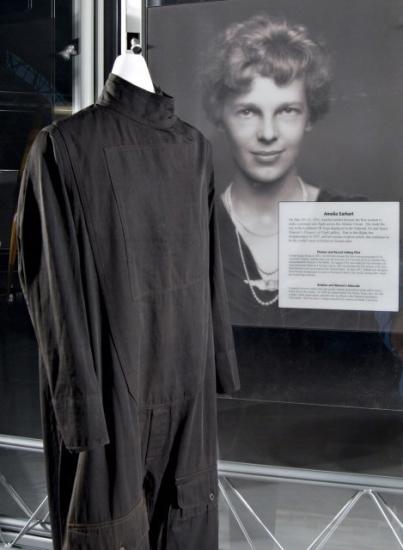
left=52, top=394, right=110, bottom=452
left=216, top=348, right=240, bottom=395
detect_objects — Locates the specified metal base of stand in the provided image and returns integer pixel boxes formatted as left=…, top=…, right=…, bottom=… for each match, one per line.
left=306, top=489, right=403, bottom=550
left=0, top=530, right=52, bottom=550
left=220, top=476, right=285, bottom=549
left=0, top=496, right=50, bottom=549
left=0, top=537, right=52, bottom=550
left=2, top=439, right=403, bottom=549
left=0, top=436, right=51, bottom=549
left=218, top=461, right=403, bottom=549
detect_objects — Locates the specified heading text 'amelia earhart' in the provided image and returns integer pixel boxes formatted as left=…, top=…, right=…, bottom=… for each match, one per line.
left=323, top=211, right=354, bottom=216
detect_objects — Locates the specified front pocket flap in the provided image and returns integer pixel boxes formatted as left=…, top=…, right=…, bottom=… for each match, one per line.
left=175, top=468, right=218, bottom=508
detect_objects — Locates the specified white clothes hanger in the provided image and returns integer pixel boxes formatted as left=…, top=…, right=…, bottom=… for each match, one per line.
left=111, top=38, right=155, bottom=93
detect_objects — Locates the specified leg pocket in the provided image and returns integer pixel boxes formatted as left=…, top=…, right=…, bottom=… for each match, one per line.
left=167, top=468, right=218, bottom=550
left=64, top=497, right=149, bottom=550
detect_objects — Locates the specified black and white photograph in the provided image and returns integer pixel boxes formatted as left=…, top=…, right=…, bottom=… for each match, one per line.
left=148, top=0, right=403, bottom=407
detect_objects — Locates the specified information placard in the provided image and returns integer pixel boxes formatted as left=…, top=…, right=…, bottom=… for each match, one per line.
left=278, top=202, right=400, bottom=311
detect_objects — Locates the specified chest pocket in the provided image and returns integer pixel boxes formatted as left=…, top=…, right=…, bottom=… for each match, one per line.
left=104, top=143, right=203, bottom=301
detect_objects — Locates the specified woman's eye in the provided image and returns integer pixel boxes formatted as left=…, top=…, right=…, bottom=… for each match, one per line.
left=280, top=106, right=301, bottom=115
left=237, top=108, right=254, bottom=117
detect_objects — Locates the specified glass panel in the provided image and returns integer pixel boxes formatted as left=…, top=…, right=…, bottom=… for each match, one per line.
left=147, top=0, right=403, bottom=477
left=0, top=0, right=74, bottom=435
left=0, top=1, right=32, bottom=17
left=0, top=0, right=80, bottom=543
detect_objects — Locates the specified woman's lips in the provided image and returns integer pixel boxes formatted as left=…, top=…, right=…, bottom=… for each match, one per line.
left=251, top=150, right=284, bottom=163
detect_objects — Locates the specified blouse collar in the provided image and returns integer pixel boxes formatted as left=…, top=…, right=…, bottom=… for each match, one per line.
left=96, top=73, right=176, bottom=130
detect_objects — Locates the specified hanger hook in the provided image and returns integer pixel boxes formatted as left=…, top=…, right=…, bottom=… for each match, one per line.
left=130, top=37, right=142, bottom=55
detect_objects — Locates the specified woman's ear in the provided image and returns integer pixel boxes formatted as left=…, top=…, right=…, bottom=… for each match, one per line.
left=216, top=121, right=226, bottom=133
left=305, top=121, right=313, bottom=132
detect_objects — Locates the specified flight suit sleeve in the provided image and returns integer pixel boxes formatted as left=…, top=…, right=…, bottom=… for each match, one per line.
left=207, top=143, right=241, bottom=394
left=16, top=128, right=110, bottom=452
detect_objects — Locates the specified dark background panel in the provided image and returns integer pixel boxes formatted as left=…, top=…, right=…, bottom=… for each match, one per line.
left=0, top=296, right=41, bottom=439
left=104, top=0, right=122, bottom=77
left=0, top=1, right=32, bottom=15
left=218, top=398, right=403, bottom=476
left=0, top=0, right=73, bottom=172
left=0, top=0, right=74, bottom=440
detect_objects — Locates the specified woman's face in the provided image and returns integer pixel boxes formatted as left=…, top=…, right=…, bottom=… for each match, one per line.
left=220, top=76, right=311, bottom=185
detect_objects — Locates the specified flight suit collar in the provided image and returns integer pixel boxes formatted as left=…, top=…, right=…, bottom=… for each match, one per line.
left=96, top=73, right=176, bottom=129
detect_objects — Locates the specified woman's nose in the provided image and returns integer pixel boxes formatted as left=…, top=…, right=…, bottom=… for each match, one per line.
left=257, top=116, right=278, bottom=142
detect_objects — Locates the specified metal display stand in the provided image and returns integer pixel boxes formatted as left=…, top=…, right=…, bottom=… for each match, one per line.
left=218, top=461, right=403, bottom=550
left=0, top=436, right=51, bottom=550
left=2, top=439, right=403, bottom=549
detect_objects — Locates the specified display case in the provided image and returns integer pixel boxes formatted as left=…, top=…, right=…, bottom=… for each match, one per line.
left=145, top=0, right=403, bottom=547
left=1, top=0, right=403, bottom=548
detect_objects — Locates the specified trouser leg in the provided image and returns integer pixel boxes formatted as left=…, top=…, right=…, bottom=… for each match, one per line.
left=142, top=380, right=219, bottom=550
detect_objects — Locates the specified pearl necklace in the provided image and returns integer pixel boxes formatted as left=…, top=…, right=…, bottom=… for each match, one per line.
left=226, top=177, right=308, bottom=307
left=226, top=177, right=308, bottom=236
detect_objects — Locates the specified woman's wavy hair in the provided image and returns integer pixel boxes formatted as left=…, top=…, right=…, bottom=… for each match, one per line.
left=201, top=14, right=332, bottom=125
